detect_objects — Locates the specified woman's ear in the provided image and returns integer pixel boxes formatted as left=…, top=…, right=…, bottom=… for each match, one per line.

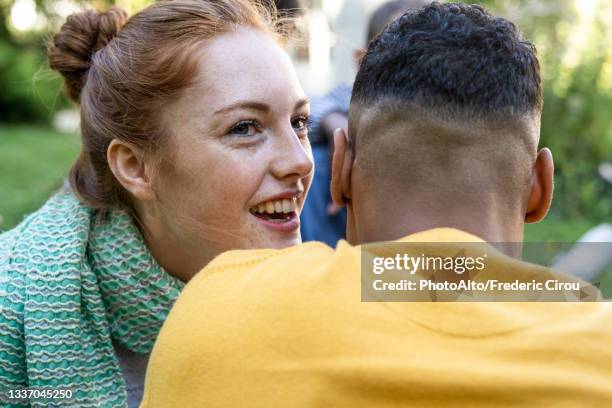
left=107, top=139, right=155, bottom=201
left=525, top=148, right=554, bottom=223
left=331, top=128, right=353, bottom=207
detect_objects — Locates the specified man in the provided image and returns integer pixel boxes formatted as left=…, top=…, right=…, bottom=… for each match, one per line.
left=301, top=0, right=428, bottom=246
left=141, top=3, right=612, bottom=407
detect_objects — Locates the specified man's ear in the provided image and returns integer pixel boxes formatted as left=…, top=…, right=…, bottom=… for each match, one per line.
left=331, top=128, right=353, bottom=207
left=525, top=148, right=554, bottom=223
left=107, top=139, right=155, bottom=201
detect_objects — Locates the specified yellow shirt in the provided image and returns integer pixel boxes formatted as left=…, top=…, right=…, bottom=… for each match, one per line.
left=141, top=228, right=612, bottom=407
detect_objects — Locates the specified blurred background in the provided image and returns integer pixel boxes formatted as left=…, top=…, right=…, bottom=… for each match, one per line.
left=0, top=0, right=610, bottom=245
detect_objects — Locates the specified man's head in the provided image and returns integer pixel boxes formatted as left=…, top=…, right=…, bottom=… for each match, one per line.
left=332, top=2, right=553, bottom=244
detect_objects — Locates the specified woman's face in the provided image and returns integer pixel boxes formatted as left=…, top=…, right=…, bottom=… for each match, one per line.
left=152, top=27, right=313, bottom=267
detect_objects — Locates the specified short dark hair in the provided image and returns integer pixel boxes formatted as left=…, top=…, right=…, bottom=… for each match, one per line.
left=353, top=2, right=542, bottom=121
left=366, top=0, right=428, bottom=44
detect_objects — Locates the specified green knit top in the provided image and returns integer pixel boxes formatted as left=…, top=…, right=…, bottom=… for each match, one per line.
left=0, top=190, right=184, bottom=407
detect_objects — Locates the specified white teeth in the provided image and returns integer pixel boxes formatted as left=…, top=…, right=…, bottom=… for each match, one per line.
left=282, top=199, right=291, bottom=212
left=251, top=197, right=298, bottom=214
left=265, top=201, right=275, bottom=214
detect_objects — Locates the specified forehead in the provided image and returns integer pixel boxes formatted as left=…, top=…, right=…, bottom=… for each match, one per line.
left=188, top=27, right=302, bottom=106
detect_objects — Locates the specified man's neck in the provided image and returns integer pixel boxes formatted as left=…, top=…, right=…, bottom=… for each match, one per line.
left=350, top=195, right=525, bottom=246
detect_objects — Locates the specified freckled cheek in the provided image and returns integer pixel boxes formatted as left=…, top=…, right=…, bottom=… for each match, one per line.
left=180, top=159, right=263, bottom=216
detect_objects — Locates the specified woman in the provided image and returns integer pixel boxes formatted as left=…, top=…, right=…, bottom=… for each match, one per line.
left=0, top=1, right=313, bottom=407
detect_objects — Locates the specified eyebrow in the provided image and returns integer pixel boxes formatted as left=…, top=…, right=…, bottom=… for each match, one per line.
left=213, top=98, right=310, bottom=116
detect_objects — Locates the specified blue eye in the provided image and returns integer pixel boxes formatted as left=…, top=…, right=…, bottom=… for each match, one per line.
left=229, top=120, right=259, bottom=137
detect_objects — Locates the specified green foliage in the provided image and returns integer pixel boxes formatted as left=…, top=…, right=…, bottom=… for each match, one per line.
left=0, top=39, right=67, bottom=124
left=533, top=1, right=612, bottom=222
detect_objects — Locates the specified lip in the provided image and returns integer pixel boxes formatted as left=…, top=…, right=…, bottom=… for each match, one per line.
left=250, top=210, right=300, bottom=233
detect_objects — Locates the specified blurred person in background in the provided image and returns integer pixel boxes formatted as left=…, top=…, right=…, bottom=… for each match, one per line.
left=301, top=0, right=428, bottom=247
left=0, top=0, right=313, bottom=406
left=275, top=0, right=303, bottom=16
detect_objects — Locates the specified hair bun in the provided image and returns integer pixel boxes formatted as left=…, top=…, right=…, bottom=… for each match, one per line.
left=48, top=6, right=128, bottom=103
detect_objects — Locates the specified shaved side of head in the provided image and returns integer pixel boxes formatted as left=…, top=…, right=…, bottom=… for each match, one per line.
left=350, top=3, right=543, bottom=213
left=350, top=102, right=539, bottom=205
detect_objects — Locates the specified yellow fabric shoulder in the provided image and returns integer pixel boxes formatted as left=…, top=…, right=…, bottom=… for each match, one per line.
left=141, top=229, right=612, bottom=407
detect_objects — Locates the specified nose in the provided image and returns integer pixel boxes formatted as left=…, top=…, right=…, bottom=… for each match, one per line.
left=271, top=125, right=313, bottom=182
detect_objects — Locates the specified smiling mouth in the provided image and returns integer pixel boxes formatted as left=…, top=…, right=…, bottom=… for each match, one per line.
left=249, top=197, right=298, bottom=222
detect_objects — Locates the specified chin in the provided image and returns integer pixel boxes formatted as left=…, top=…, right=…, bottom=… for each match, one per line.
left=265, top=233, right=302, bottom=249
left=242, top=212, right=304, bottom=249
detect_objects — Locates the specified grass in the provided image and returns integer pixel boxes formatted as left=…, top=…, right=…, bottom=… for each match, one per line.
left=524, top=218, right=596, bottom=242
left=0, top=124, right=80, bottom=231
left=599, top=270, right=612, bottom=299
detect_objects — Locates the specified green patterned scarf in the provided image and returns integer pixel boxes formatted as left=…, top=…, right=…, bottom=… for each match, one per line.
left=0, top=190, right=184, bottom=407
